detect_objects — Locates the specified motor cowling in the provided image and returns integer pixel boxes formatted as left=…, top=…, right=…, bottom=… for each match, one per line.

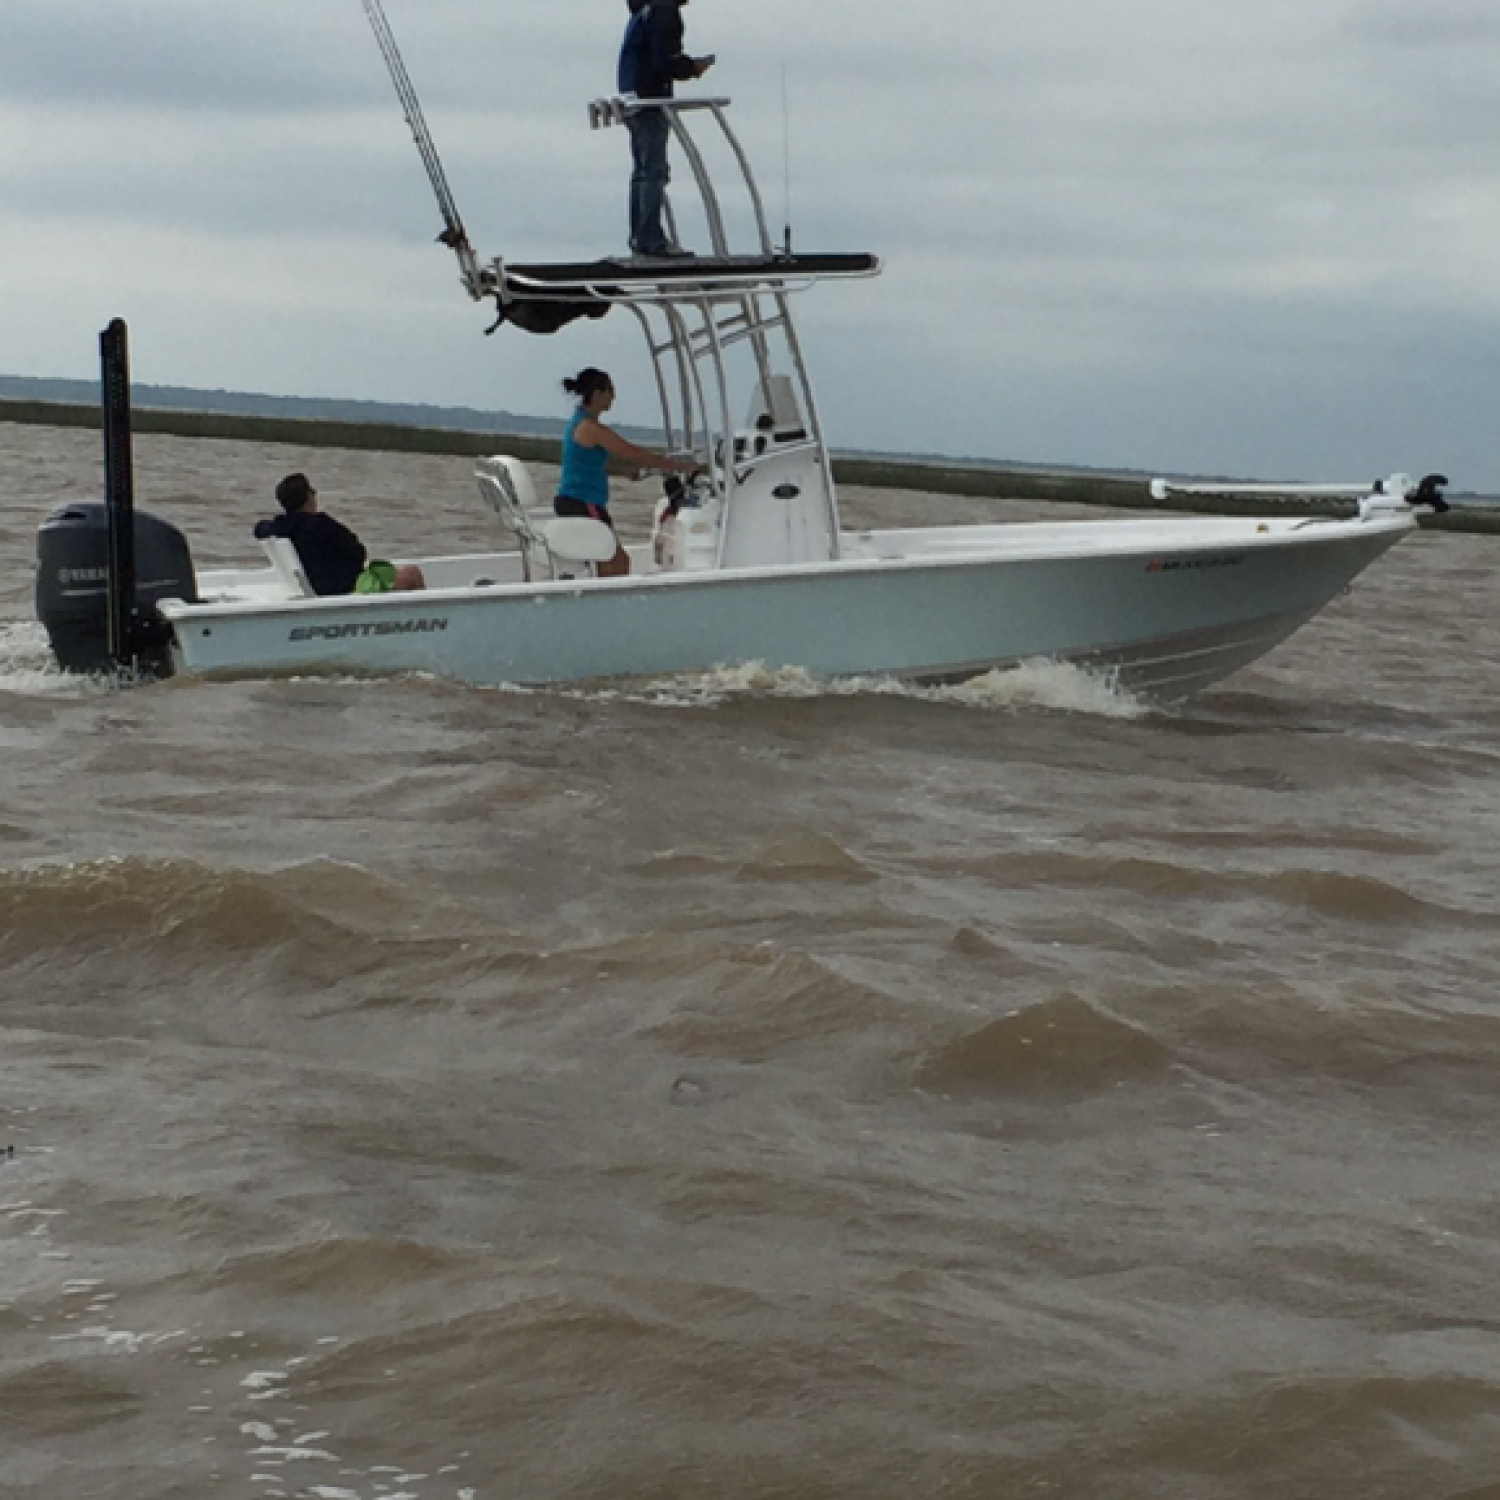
left=35, top=501, right=196, bottom=674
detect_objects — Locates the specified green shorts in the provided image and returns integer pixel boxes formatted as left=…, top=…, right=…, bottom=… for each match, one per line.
left=354, top=559, right=398, bottom=593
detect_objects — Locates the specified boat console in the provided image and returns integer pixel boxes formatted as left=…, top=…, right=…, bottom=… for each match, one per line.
left=461, top=94, right=885, bottom=573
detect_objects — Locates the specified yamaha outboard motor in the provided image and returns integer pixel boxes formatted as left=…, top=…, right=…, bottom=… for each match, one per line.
left=35, top=317, right=197, bottom=678
left=35, top=502, right=196, bottom=676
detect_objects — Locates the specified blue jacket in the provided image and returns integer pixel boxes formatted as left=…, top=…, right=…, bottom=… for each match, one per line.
left=617, top=0, right=697, bottom=99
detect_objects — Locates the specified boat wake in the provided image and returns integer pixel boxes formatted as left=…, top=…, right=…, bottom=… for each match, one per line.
left=592, top=659, right=1150, bottom=718
left=0, top=621, right=106, bottom=698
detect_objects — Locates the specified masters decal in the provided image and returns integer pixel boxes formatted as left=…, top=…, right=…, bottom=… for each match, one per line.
left=1146, top=555, right=1244, bottom=574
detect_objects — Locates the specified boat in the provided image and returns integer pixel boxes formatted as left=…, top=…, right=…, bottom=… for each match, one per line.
left=33, top=2, right=1447, bottom=703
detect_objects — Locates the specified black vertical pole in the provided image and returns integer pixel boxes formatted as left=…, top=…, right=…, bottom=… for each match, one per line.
left=100, top=318, right=137, bottom=670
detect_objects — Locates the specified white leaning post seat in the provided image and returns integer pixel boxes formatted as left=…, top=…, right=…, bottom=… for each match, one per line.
left=260, top=536, right=314, bottom=597
left=541, top=516, right=619, bottom=571
left=475, top=455, right=551, bottom=578
left=474, top=455, right=616, bottom=578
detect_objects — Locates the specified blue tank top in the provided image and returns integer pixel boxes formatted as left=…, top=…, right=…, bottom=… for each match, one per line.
left=557, top=409, right=610, bottom=510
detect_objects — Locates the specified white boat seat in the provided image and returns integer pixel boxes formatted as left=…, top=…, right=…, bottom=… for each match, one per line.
left=475, top=454, right=617, bottom=579
left=260, top=535, right=314, bottom=597
left=541, top=516, right=619, bottom=565
left=475, top=455, right=557, bottom=579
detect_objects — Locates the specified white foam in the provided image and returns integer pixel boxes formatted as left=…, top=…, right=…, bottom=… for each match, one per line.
left=0, top=620, right=105, bottom=697
left=935, top=661, right=1149, bottom=717
left=250, top=1445, right=340, bottom=1464
left=49, top=1325, right=183, bottom=1352
left=580, top=657, right=1147, bottom=718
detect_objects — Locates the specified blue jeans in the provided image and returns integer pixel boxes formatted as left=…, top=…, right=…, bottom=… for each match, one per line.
left=626, top=109, right=671, bottom=253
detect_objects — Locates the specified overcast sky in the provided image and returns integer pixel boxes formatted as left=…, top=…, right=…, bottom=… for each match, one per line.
left=3, top=0, right=1499, bottom=486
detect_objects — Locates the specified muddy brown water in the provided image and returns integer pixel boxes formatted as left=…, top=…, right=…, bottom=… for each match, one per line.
left=2, top=422, right=1499, bottom=1499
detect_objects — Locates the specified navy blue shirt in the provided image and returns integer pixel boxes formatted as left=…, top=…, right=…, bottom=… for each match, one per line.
left=253, top=510, right=367, bottom=596
left=617, top=0, right=698, bottom=99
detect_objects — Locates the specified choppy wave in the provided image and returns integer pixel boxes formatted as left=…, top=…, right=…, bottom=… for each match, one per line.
left=0, top=857, right=361, bottom=946
left=4, top=423, right=1499, bottom=1500
left=642, top=946, right=913, bottom=1065
left=925, top=846, right=1493, bottom=928
left=732, top=829, right=878, bottom=884
left=917, top=993, right=1176, bottom=1098
left=0, top=1362, right=143, bottom=1437
left=0, top=856, right=483, bottom=972
left=202, top=1236, right=473, bottom=1298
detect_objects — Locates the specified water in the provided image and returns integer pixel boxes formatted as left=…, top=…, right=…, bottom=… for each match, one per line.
left=3, top=421, right=1500, bottom=1499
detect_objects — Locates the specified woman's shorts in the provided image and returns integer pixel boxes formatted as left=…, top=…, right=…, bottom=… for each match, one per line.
left=554, top=497, right=614, bottom=528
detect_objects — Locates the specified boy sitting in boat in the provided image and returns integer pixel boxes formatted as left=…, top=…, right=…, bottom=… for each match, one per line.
left=254, top=473, right=425, bottom=595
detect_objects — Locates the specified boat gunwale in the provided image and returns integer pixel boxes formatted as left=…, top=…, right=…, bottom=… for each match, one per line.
left=159, top=511, right=1415, bottom=624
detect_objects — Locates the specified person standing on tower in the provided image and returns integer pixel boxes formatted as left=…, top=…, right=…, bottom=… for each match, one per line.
left=617, top=0, right=715, bottom=258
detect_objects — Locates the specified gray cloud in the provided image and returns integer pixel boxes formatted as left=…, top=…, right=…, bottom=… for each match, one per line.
left=2, top=0, right=1498, bottom=488
left=0, top=3, right=365, bottom=112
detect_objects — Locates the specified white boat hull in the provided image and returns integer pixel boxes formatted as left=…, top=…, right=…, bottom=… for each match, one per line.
left=39, top=78, right=1436, bottom=702
left=158, top=513, right=1413, bottom=704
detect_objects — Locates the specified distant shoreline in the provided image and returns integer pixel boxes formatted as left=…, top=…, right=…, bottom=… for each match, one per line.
left=3, top=395, right=1493, bottom=534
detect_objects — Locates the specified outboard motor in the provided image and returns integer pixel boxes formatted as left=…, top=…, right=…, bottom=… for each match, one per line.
left=35, top=502, right=196, bottom=675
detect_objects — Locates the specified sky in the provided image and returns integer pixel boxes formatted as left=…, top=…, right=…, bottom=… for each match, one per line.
left=3, top=0, right=1500, bottom=486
